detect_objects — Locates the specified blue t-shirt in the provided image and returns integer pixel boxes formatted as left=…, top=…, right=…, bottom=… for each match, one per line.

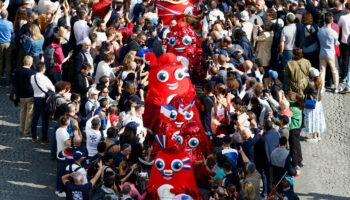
left=222, top=147, right=238, bottom=164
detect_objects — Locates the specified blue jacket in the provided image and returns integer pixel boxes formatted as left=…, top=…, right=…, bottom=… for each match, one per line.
left=23, top=38, right=44, bottom=56
left=0, top=19, right=13, bottom=44
left=263, top=128, right=280, bottom=163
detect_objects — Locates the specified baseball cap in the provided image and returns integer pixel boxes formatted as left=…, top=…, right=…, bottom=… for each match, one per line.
left=268, top=70, right=278, bottom=79
left=73, top=151, right=83, bottom=160
left=240, top=11, right=249, bottom=21
left=87, top=87, right=99, bottom=96
left=25, top=0, right=35, bottom=4
left=126, top=121, right=139, bottom=130
left=309, top=67, right=320, bottom=78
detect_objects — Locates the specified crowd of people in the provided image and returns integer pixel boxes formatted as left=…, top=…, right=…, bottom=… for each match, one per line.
left=3, top=0, right=350, bottom=199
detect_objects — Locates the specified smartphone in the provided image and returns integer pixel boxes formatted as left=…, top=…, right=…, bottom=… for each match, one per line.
left=254, top=18, right=258, bottom=25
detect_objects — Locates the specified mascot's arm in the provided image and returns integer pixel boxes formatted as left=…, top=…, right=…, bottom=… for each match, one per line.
left=145, top=184, right=160, bottom=200
left=181, top=186, right=203, bottom=200
left=143, top=100, right=161, bottom=130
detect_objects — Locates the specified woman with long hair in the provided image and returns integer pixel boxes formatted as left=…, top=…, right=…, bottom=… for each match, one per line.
left=22, top=24, right=44, bottom=67
left=14, top=7, right=28, bottom=32
left=301, top=13, right=319, bottom=69
left=303, top=68, right=326, bottom=142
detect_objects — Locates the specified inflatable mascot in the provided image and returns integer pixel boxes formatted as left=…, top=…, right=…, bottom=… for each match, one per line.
left=155, top=0, right=194, bottom=25
left=163, top=22, right=207, bottom=80
left=146, top=138, right=202, bottom=199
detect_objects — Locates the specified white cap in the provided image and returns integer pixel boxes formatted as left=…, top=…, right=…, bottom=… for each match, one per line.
left=240, top=11, right=249, bottom=21
left=88, top=87, right=100, bottom=96
left=82, top=37, right=91, bottom=45
left=25, top=0, right=35, bottom=4
left=309, top=67, right=320, bottom=77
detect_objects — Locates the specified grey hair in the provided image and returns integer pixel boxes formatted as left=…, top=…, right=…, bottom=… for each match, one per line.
left=66, top=103, right=76, bottom=114
left=72, top=172, right=83, bottom=184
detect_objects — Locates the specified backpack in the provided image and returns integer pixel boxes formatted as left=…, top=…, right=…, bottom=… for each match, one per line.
left=43, top=45, right=57, bottom=72
left=46, top=94, right=65, bottom=120
left=66, top=163, right=82, bottom=174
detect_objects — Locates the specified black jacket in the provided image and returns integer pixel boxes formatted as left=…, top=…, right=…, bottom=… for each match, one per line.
left=72, top=73, right=90, bottom=101
left=13, top=67, right=36, bottom=98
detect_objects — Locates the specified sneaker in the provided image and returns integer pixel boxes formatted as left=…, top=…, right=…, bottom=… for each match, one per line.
left=55, top=191, right=59, bottom=195
left=41, top=139, right=50, bottom=144
left=57, top=192, right=66, bottom=198
left=334, top=87, right=343, bottom=94
left=321, top=88, right=326, bottom=93
left=340, top=88, right=350, bottom=94
left=32, top=136, right=39, bottom=142
left=318, top=136, right=321, bottom=141
left=298, top=162, right=305, bottom=168
left=307, top=138, right=318, bottom=143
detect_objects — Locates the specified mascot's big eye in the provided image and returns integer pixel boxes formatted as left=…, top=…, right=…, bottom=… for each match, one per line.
left=175, top=136, right=183, bottom=144
left=171, top=159, right=183, bottom=171
left=184, top=111, right=193, bottom=120
left=169, top=110, right=177, bottom=120
left=174, top=68, right=185, bottom=80
left=188, top=138, right=199, bottom=148
left=169, top=37, right=176, bottom=46
left=155, top=158, right=165, bottom=170
left=157, top=70, right=169, bottom=82
left=182, top=35, right=192, bottom=46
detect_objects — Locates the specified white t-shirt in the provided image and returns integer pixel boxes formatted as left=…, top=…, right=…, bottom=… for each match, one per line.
left=242, top=21, right=254, bottom=42
left=56, top=127, right=70, bottom=158
left=338, top=14, right=350, bottom=44
left=123, top=113, right=146, bottom=143
left=65, top=163, right=88, bottom=184
left=94, top=61, right=116, bottom=84
left=86, top=129, right=102, bottom=157
left=94, top=30, right=107, bottom=47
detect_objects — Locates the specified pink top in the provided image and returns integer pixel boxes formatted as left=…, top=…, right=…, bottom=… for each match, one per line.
left=123, top=182, right=147, bottom=200
left=51, top=43, right=64, bottom=73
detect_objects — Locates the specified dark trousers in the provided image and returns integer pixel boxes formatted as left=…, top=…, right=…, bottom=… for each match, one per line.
left=56, top=159, right=66, bottom=192
left=31, top=97, right=49, bottom=141
left=257, top=165, right=273, bottom=196
left=340, top=43, right=350, bottom=80
left=289, top=128, right=302, bottom=167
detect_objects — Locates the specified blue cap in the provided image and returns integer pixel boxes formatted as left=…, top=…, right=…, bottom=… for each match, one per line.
left=268, top=70, right=278, bottom=79
left=73, top=151, right=83, bottom=160
left=126, top=121, right=139, bottom=130
left=285, top=176, right=294, bottom=186
left=138, top=48, right=152, bottom=58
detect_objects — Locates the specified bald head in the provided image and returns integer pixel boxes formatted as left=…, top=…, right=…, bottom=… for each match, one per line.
left=256, top=0, right=265, bottom=10
left=243, top=60, right=253, bottom=71
left=1, top=10, right=8, bottom=19
left=211, top=31, right=220, bottom=40
left=241, top=128, right=252, bottom=141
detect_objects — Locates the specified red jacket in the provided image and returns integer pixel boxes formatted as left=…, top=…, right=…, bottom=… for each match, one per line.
left=51, top=43, right=64, bottom=73
left=92, top=0, right=112, bottom=18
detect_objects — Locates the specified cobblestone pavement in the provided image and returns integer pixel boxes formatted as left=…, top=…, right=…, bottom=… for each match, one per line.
left=0, top=85, right=349, bottom=200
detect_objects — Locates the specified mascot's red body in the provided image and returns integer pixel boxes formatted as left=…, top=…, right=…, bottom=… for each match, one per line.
left=163, top=22, right=207, bottom=80
left=146, top=139, right=202, bottom=199
left=155, top=0, right=194, bottom=25
left=143, top=53, right=196, bottom=130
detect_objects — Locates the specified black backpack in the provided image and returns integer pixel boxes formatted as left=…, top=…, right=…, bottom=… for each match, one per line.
left=46, top=94, right=65, bottom=120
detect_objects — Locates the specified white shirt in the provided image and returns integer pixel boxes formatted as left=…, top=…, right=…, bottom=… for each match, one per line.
left=338, top=14, right=350, bottom=44
left=123, top=113, right=146, bottom=143
left=74, top=20, right=90, bottom=45
left=242, top=21, right=254, bottom=41
left=94, top=30, right=107, bottom=47
left=65, top=163, right=88, bottom=184
left=86, top=128, right=102, bottom=157
left=95, top=61, right=115, bottom=84
left=56, top=127, right=70, bottom=158
left=202, top=9, right=225, bottom=36
left=30, top=73, right=55, bottom=98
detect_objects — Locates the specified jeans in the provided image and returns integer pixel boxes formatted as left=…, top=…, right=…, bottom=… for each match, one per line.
left=56, top=159, right=66, bottom=192
left=53, top=72, right=62, bottom=82
left=282, top=50, right=293, bottom=90
left=340, top=43, right=350, bottom=80
left=257, top=168, right=268, bottom=197
left=289, top=128, right=303, bottom=167
left=19, top=97, right=34, bottom=134
left=0, top=42, right=12, bottom=83
left=346, top=60, right=350, bottom=90
left=50, top=122, right=58, bottom=159
left=31, top=97, right=49, bottom=141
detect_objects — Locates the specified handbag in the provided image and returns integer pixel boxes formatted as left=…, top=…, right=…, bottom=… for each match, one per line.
left=304, top=88, right=320, bottom=110
left=9, top=86, right=19, bottom=107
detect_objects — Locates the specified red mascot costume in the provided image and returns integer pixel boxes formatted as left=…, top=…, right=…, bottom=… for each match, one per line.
left=146, top=138, right=203, bottom=199
left=162, top=22, right=207, bottom=80
left=155, top=0, right=194, bottom=25
left=143, top=52, right=196, bottom=131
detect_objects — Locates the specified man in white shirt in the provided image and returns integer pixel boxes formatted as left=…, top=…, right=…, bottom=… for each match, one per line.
left=86, top=117, right=102, bottom=158
left=30, top=62, right=55, bottom=143
left=337, top=3, right=350, bottom=82
left=94, top=53, right=116, bottom=84
left=56, top=116, right=70, bottom=158
left=74, top=9, right=90, bottom=46
left=240, top=10, right=254, bottom=41
left=202, top=0, right=225, bottom=37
